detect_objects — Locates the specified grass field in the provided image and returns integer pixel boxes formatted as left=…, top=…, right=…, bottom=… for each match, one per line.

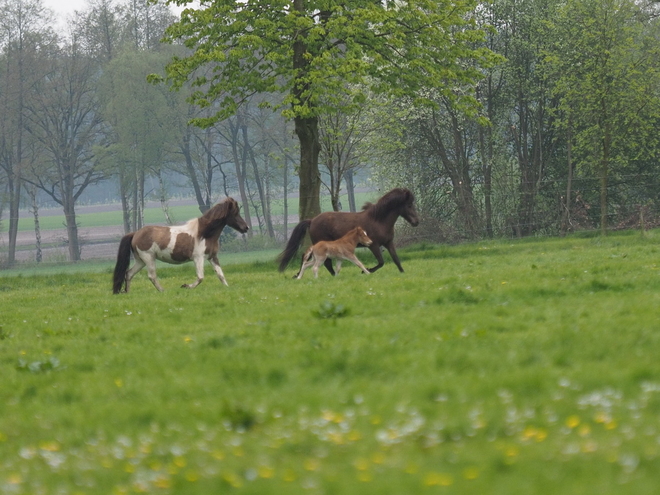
left=2, top=230, right=660, bottom=494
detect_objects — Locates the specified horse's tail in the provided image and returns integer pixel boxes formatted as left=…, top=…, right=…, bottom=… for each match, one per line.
left=113, top=233, right=134, bottom=294
left=277, top=219, right=311, bottom=272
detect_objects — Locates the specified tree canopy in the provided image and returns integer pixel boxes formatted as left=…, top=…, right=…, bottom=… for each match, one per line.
left=156, top=0, right=500, bottom=219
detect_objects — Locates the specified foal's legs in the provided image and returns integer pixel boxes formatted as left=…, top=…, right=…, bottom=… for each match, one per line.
left=182, top=255, right=205, bottom=289
left=312, top=255, right=326, bottom=278
left=125, top=256, right=146, bottom=293
left=296, top=250, right=316, bottom=279
left=209, top=255, right=228, bottom=286
left=345, top=254, right=371, bottom=274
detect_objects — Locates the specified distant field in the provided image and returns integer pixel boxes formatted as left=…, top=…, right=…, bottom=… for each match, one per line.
left=2, top=231, right=660, bottom=494
left=6, top=191, right=378, bottom=232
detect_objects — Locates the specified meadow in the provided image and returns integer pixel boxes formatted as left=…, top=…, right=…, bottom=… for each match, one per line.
left=2, top=230, right=660, bottom=494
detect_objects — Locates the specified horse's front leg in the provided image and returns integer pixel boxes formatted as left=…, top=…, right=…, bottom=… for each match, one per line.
left=182, top=256, right=205, bottom=289
left=208, top=255, right=228, bottom=287
left=367, top=244, right=386, bottom=273
left=384, top=241, right=404, bottom=272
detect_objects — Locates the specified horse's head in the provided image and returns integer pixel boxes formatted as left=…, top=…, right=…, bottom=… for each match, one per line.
left=226, top=198, right=249, bottom=234
left=400, top=189, right=420, bottom=227
left=356, top=228, right=373, bottom=246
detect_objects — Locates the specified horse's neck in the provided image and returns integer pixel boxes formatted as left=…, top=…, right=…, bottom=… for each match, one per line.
left=346, top=233, right=361, bottom=248
left=375, top=209, right=401, bottom=228
left=198, top=218, right=226, bottom=240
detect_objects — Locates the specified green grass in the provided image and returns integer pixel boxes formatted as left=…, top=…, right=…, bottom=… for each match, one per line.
left=1, top=231, right=660, bottom=494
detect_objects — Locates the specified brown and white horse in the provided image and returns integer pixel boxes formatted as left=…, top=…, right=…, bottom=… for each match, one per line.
left=297, top=227, right=373, bottom=279
left=112, top=198, right=248, bottom=293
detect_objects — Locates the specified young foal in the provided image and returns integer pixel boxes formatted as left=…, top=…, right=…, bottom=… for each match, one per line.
left=297, top=227, right=372, bottom=279
left=112, top=198, right=248, bottom=293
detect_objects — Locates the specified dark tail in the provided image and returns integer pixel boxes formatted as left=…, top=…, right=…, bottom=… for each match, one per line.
left=277, top=220, right=311, bottom=272
left=112, top=233, right=134, bottom=294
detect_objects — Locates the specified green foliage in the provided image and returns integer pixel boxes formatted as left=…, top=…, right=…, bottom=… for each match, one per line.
left=2, top=232, right=660, bottom=492
left=158, top=0, right=499, bottom=125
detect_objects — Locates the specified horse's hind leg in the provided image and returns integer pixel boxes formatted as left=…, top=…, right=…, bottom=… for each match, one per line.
left=125, top=257, right=146, bottom=293
left=323, top=257, right=336, bottom=276
left=143, top=257, right=164, bottom=292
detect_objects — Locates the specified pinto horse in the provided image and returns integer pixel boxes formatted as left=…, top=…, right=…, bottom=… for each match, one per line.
left=297, top=227, right=373, bottom=279
left=278, top=188, right=419, bottom=276
left=112, top=198, right=248, bottom=293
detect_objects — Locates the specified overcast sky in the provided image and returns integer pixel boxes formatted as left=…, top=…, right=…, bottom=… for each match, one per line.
left=42, top=0, right=184, bottom=29
left=43, top=0, right=86, bottom=18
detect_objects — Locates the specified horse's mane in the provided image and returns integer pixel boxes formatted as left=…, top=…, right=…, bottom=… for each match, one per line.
left=362, top=188, right=414, bottom=221
left=198, top=198, right=237, bottom=238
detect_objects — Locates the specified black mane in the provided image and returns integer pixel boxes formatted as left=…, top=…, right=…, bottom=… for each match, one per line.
left=362, top=188, right=413, bottom=221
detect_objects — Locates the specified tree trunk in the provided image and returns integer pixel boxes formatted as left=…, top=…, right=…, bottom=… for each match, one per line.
left=478, top=124, right=493, bottom=239
left=6, top=177, right=20, bottom=267
left=243, top=124, right=275, bottom=237
left=600, top=123, right=611, bottom=236
left=283, top=155, right=289, bottom=239
left=293, top=0, right=321, bottom=221
left=229, top=121, right=253, bottom=233
left=29, top=186, right=42, bottom=263
left=295, top=115, right=321, bottom=221
left=560, top=118, right=573, bottom=237
left=345, top=169, right=356, bottom=212
left=181, top=132, right=210, bottom=213
left=63, top=198, right=81, bottom=261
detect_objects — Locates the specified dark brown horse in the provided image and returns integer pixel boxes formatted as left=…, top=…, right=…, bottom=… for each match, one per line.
left=112, top=198, right=248, bottom=293
left=278, top=188, right=419, bottom=276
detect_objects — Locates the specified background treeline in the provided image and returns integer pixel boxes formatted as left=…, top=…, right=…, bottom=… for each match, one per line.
left=1, top=0, right=660, bottom=266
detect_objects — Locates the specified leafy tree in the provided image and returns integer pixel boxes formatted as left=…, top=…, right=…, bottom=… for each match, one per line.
left=548, top=0, right=660, bottom=234
left=318, top=89, right=379, bottom=213
left=155, top=0, right=498, bottom=221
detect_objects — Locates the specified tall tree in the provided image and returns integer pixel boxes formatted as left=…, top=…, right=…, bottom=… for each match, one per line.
left=318, top=91, right=376, bottom=213
left=154, top=0, right=498, bottom=222
left=100, top=48, right=178, bottom=232
left=24, top=39, right=107, bottom=261
left=0, top=0, right=54, bottom=266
